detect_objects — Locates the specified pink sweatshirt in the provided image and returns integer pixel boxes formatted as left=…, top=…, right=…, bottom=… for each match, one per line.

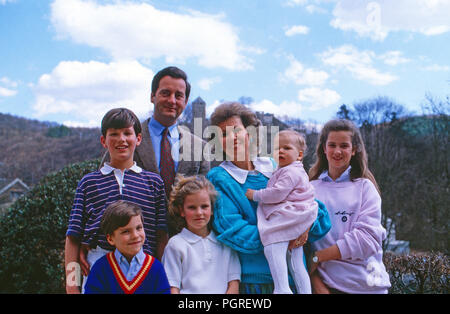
left=311, top=177, right=391, bottom=294
left=253, top=161, right=318, bottom=246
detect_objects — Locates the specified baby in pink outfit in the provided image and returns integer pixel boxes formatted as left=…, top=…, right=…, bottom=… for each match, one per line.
left=246, top=130, right=318, bottom=294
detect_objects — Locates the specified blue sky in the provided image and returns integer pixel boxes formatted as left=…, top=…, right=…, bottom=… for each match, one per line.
left=1, top=0, right=449, bottom=128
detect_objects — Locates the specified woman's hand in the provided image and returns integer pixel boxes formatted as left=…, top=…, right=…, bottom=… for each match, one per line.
left=288, top=227, right=310, bottom=250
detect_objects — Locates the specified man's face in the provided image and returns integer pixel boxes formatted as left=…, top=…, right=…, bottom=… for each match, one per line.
left=151, top=75, right=188, bottom=126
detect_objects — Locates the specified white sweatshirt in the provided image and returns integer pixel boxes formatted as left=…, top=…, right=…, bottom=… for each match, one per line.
left=311, top=174, right=391, bottom=294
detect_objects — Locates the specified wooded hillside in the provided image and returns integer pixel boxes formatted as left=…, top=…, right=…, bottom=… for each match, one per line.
left=0, top=113, right=103, bottom=187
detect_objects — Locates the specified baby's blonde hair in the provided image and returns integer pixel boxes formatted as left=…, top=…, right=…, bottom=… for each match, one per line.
left=168, top=175, right=218, bottom=234
left=277, top=129, right=307, bottom=152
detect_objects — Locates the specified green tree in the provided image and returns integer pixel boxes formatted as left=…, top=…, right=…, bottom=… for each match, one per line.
left=46, top=125, right=71, bottom=138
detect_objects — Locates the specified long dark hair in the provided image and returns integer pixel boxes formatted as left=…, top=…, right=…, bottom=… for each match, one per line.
left=309, top=119, right=380, bottom=194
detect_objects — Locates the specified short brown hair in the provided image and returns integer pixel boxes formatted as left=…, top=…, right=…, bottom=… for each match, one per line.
left=101, top=108, right=142, bottom=137
left=100, top=201, right=143, bottom=236
left=210, top=102, right=261, bottom=130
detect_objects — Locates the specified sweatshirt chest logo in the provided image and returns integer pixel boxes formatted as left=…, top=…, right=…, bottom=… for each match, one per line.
left=335, top=210, right=354, bottom=223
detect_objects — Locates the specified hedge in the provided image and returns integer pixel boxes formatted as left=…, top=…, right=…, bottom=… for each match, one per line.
left=0, top=159, right=448, bottom=293
left=0, top=159, right=100, bottom=293
left=384, top=252, right=449, bottom=294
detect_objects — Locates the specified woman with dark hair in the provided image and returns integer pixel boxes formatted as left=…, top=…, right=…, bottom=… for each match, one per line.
left=308, top=119, right=390, bottom=294
left=206, top=102, right=331, bottom=294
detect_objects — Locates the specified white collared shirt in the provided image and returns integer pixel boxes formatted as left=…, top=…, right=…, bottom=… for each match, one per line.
left=219, top=157, right=275, bottom=184
left=319, top=166, right=352, bottom=183
left=162, top=228, right=241, bottom=294
left=100, top=162, right=142, bottom=194
left=114, top=248, right=146, bottom=282
left=148, top=117, right=180, bottom=171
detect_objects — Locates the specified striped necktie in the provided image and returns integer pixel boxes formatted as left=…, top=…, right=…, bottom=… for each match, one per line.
left=160, top=127, right=175, bottom=197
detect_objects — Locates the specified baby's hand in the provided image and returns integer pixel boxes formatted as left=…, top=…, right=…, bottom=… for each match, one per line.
left=245, top=189, right=255, bottom=200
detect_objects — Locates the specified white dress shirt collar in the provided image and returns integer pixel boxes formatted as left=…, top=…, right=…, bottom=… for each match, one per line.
left=100, top=162, right=142, bottom=175
left=179, top=228, right=219, bottom=244
left=219, top=157, right=275, bottom=184
left=319, top=165, right=352, bottom=183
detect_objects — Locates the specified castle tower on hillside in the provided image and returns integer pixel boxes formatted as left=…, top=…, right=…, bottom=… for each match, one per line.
left=192, top=97, right=206, bottom=124
left=189, top=97, right=207, bottom=134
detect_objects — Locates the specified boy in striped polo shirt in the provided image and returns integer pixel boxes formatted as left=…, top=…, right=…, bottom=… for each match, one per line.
left=64, top=108, right=168, bottom=294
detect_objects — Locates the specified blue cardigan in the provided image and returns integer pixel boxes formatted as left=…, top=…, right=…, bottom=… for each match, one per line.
left=84, top=252, right=170, bottom=294
left=207, top=166, right=331, bottom=284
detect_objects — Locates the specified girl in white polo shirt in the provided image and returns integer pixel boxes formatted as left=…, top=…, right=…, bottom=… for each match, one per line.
left=162, top=175, right=241, bottom=294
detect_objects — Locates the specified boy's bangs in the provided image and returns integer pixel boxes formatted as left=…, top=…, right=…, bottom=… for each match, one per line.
left=109, top=118, right=133, bottom=131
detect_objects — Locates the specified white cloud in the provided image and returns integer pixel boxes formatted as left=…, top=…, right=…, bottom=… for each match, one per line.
left=305, top=5, right=328, bottom=14
left=0, top=77, right=18, bottom=97
left=320, top=45, right=398, bottom=85
left=250, top=99, right=305, bottom=118
left=297, top=87, right=341, bottom=111
left=50, top=0, right=254, bottom=70
left=379, top=51, right=410, bottom=66
left=285, top=25, right=310, bottom=36
left=285, top=0, right=309, bottom=7
left=0, top=87, right=17, bottom=97
left=198, top=77, right=222, bottom=91
left=283, top=56, right=329, bottom=86
left=421, top=64, right=450, bottom=72
left=284, top=0, right=329, bottom=15
left=421, top=25, right=450, bottom=36
left=0, top=0, right=16, bottom=5
left=249, top=92, right=339, bottom=118
left=330, top=0, right=450, bottom=41
left=62, top=119, right=100, bottom=128
left=206, top=100, right=221, bottom=118
left=32, top=60, right=154, bottom=126
left=0, top=77, right=18, bottom=88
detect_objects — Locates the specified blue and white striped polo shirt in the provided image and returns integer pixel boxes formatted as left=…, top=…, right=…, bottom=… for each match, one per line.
left=66, top=163, right=167, bottom=256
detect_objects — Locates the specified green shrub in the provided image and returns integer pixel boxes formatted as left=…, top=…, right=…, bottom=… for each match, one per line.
left=384, top=252, right=449, bottom=294
left=0, top=159, right=100, bottom=293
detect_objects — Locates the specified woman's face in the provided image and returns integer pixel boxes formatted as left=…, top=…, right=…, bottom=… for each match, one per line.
left=217, top=115, right=249, bottom=162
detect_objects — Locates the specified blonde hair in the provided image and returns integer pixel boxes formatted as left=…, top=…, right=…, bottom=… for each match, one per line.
left=278, top=129, right=307, bottom=152
left=309, top=119, right=380, bottom=194
left=168, top=175, right=218, bottom=234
